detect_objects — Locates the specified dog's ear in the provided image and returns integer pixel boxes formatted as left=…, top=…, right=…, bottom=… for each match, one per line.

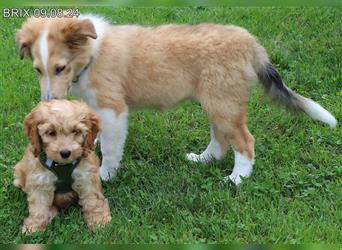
left=63, top=19, right=97, bottom=49
left=84, top=111, right=101, bottom=153
left=23, top=108, right=42, bottom=157
left=16, top=29, right=33, bottom=60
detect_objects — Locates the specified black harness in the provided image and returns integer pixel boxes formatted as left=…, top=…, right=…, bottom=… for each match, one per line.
left=39, top=152, right=81, bottom=193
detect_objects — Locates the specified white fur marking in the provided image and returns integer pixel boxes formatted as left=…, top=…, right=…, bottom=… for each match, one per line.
left=70, top=15, right=107, bottom=105
left=224, top=150, right=254, bottom=185
left=70, top=73, right=97, bottom=108
left=72, top=167, right=89, bottom=182
left=39, top=29, right=52, bottom=100
left=97, top=109, right=128, bottom=181
left=303, top=98, right=337, bottom=129
left=79, top=14, right=107, bottom=57
left=186, top=126, right=223, bottom=163
left=33, top=172, right=56, bottom=186
left=39, top=30, right=49, bottom=71
left=70, top=15, right=127, bottom=182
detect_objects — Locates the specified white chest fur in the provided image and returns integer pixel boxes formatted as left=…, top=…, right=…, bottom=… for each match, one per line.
left=69, top=14, right=129, bottom=182
left=70, top=14, right=108, bottom=109
left=70, top=74, right=98, bottom=109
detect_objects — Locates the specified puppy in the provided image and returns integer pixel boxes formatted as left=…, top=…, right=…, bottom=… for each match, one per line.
left=13, top=100, right=111, bottom=234
left=16, top=15, right=337, bottom=184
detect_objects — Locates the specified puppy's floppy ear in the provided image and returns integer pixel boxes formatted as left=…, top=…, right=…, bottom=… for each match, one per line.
left=16, top=29, right=33, bottom=60
left=23, top=108, right=42, bottom=157
left=84, top=111, right=101, bottom=153
left=63, top=19, right=97, bottom=49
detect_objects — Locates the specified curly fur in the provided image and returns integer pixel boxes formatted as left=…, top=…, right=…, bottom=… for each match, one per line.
left=13, top=100, right=111, bottom=234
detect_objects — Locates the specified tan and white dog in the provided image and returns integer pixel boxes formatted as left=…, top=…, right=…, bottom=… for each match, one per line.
left=16, top=14, right=337, bottom=185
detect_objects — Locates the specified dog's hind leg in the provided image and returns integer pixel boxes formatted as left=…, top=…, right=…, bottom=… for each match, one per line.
left=13, top=161, right=26, bottom=189
left=213, top=107, right=255, bottom=185
left=195, top=97, right=255, bottom=185
left=186, top=124, right=229, bottom=163
left=191, top=63, right=256, bottom=184
left=224, top=124, right=255, bottom=185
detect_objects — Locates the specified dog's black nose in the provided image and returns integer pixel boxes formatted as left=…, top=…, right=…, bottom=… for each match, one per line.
left=60, top=150, right=71, bottom=159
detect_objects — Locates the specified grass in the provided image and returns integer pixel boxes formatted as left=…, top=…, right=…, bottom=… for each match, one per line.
left=0, top=7, right=341, bottom=243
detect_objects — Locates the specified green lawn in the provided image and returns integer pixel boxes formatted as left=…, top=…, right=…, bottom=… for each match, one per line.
left=0, top=7, right=341, bottom=243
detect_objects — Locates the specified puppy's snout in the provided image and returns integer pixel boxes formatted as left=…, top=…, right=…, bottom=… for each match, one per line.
left=60, top=149, right=71, bottom=159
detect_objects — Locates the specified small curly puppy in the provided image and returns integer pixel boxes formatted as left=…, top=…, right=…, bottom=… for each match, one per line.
left=13, top=100, right=111, bottom=234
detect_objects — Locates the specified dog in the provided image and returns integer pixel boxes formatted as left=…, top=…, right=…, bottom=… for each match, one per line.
left=16, top=14, right=337, bottom=185
left=13, top=100, right=111, bottom=233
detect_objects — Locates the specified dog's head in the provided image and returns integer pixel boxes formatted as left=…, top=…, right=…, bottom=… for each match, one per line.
left=16, top=17, right=97, bottom=100
left=24, top=100, right=101, bottom=163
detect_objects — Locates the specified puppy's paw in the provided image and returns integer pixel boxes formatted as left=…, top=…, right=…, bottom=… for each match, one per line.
left=186, top=152, right=211, bottom=163
left=93, top=214, right=112, bottom=227
left=224, top=173, right=243, bottom=185
left=13, top=178, right=23, bottom=189
left=22, top=224, right=41, bottom=234
left=21, top=208, right=57, bottom=234
left=48, top=206, right=58, bottom=222
left=22, top=219, right=46, bottom=234
left=84, top=198, right=111, bottom=229
left=86, top=212, right=112, bottom=228
left=186, top=152, right=201, bottom=162
left=100, top=165, right=117, bottom=181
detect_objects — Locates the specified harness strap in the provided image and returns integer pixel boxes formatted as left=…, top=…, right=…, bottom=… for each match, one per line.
left=38, top=152, right=81, bottom=193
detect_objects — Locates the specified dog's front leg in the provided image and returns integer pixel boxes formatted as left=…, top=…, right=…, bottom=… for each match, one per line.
left=22, top=182, right=57, bottom=234
left=97, top=107, right=128, bottom=181
left=72, top=167, right=112, bottom=227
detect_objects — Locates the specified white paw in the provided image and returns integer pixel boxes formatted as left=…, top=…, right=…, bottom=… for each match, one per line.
left=100, top=165, right=118, bottom=181
left=186, top=153, right=201, bottom=162
left=224, top=173, right=243, bottom=185
left=186, top=152, right=212, bottom=163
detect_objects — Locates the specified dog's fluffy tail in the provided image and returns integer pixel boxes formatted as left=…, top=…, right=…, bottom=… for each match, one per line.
left=257, top=62, right=337, bottom=129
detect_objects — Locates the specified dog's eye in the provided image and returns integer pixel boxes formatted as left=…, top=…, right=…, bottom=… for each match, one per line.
left=34, top=67, right=42, bottom=74
left=55, top=66, right=66, bottom=75
left=47, top=130, right=56, bottom=137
